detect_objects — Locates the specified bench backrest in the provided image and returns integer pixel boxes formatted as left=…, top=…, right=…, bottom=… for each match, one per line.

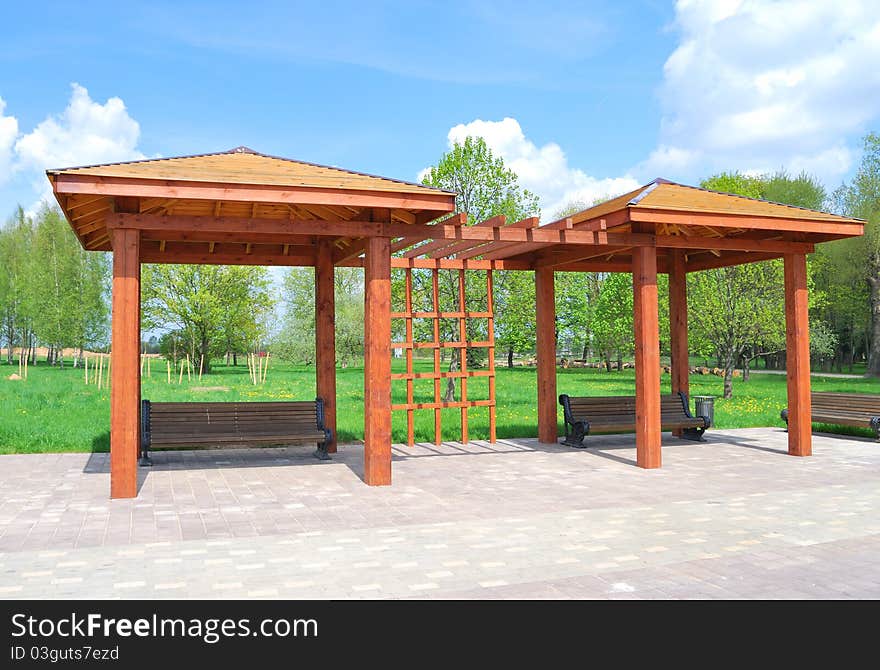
left=145, top=400, right=323, bottom=440
left=561, top=394, right=688, bottom=420
left=811, top=392, right=880, bottom=415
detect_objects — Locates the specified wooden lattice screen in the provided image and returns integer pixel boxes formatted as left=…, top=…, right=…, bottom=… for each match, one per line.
left=391, top=268, right=496, bottom=446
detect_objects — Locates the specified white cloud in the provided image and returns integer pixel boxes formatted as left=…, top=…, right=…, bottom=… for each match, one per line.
left=3, top=84, right=145, bottom=212
left=641, top=0, right=880, bottom=184
left=15, top=83, right=144, bottom=174
left=442, top=117, right=640, bottom=219
left=0, top=98, right=19, bottom=185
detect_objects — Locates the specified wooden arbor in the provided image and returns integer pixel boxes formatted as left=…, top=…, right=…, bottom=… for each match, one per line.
left=49, top=149, right=865, bottom=499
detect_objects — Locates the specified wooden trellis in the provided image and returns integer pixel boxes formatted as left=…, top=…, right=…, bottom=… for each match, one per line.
left=391, top=268, right=496, bottom=446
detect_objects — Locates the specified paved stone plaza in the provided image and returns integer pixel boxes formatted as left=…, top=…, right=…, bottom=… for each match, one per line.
left=0, top=427, right=878, bottom=599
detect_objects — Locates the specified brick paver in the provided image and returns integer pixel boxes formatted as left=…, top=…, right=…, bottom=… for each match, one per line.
left=0, top=428, right=878, bottom=599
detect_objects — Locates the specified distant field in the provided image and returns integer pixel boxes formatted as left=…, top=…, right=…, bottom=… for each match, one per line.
left=2, top=359, right=880, bottom=454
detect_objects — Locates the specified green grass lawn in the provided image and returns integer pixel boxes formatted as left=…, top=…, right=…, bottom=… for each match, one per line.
left=3, top=358, right=880, bottom=454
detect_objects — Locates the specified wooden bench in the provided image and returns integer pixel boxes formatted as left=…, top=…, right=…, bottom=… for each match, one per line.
left=558, top=392, right=709, bottom=447
left=781, top=392, right=880, bottom=440
left=139, top=399, right=333, bottom=465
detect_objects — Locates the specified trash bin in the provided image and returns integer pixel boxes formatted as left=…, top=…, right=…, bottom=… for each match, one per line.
left=693, top=395, right=715, bottom=427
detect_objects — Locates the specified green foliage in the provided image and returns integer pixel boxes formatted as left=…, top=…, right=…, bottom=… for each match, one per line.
left=591, top=273, right=633, bottom=366
left=700, top=172, right=765, bottom=200
left=494, top=271, right=536, bottom=359
left=273, top=266, right=365, bottom=366
left=421, top=136, right=540, bottom=222
left=0, top=205, right=108, bottom=364
left=141, top=264, right=273, bottom=372
left=830, top=132, right=880, bottom=375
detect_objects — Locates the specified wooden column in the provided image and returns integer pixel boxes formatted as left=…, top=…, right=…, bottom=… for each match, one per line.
left=633, top=245, right=662, bottom=469
left=364, top=235, right=392, bottom=485
left=536, top=267, right=557, bottom=443
left=315, top=239, right=337, bottom=453
left=784, top=252, right=812, bottom=457
left=110, top=227, right=141, bottom=499
left=668, top=249, right=689, bottom=436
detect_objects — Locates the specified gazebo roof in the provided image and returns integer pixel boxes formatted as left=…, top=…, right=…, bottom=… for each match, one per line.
left=48, top=146, right=456, bottom=252
left=48, top=146, right=452, bottom=195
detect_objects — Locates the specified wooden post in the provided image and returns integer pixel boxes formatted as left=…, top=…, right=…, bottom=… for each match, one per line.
left=668, top=249, right=689, bottom=436
left=784, top=252, right=812, bottom=457
left=315, top=239, right=338, bottom=453
left=535, top=267, right=557, bottom=443
left=633, top=244, right=662, bottom=469
left=110, top=227, right=141, bottom=499
left=364, top=235, right=392, bottom=485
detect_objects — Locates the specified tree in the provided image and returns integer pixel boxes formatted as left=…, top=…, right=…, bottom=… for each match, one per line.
left=273, top=266, right=365, bottom=367
left=0, top=207, right=35, bottom=363
left=832, top=133, right=880, bottom=376
left=29, top=205, right=109, bottom=366
left=591, top=273, right=633, bottom=371
left=142, top=265, right=273, bottom=372
left=494, top=271, right=535, bottom=367
left=688, top=262, right=785, bottom=397
left=418, top=136, right=540, bottom=394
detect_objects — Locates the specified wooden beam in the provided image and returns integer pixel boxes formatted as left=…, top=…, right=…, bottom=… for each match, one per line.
left=669, top=249, right=688, bottom=437
left=316, top=240, right=337, bottom=453
left=54, top=173, right=456, bottom=212
left=141, top=248, right=315, bottom=266
left=506, top=220, right=609, bottom=263
left=784, top=252, right=811, bottom=457
left=633, top=243, right=661, bottom=469
left=535, top=267, right=557, bottom=443
left=333, top=238, right=368, bottom=264
left=390, top=212, right=467, bottom=252
left=110, top=228, right=141, bottom=499
left=686, top=250, right=782, bottom=272
left=364, top=236, right=392, bottom=485
left=361, top=257, right=532, bottom=271
left=427, top=215, right=507, bottom=258
left=454, top=216, right=541, bottom=260
left=109, top=213, right=622, bottom=247
left=140, top=230, right=315, bottom=245
left=630, top=208, right=863, bottom=237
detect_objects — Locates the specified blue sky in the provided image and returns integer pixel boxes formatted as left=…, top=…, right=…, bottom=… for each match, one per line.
left=1, top=1, right=879, bottom=219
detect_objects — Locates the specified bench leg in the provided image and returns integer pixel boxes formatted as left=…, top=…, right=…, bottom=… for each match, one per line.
left=561, top=421, right=588, bottom=448
left=314, top=431, right=332, bottom=460
left=681, top=427, right=706, bottom=443
left=138, top=444, right=153, bottom=467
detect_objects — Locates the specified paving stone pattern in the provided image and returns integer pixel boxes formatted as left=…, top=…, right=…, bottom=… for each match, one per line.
left=1, top=428, right=878, bottom=599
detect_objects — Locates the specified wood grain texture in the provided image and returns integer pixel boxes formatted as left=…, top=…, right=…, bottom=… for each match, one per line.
left=669, top=250, right=690, bottom=395
left=668, top=248, right=689, bottom=438
left=535, top=267, right=557, bottom=443
left=784, top=252, right=812, bottom=457
left=110, top=228, right=141, bottom=498
left=633, top=243, right=662, bottom=469
left=315, top=240, right=337, bottom=453
left=363, top=235, right=392, bottom=485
